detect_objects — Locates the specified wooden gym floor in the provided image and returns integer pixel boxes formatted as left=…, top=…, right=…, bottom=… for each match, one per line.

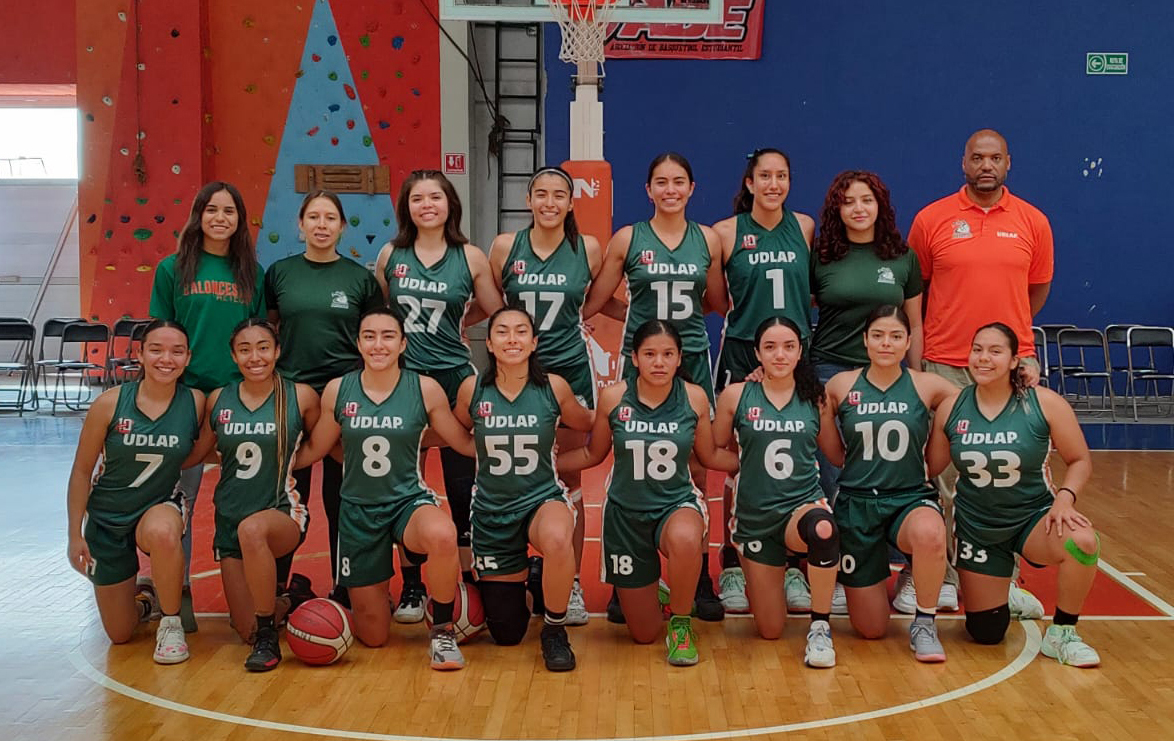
left=2, top=413, right=1173, bottom=741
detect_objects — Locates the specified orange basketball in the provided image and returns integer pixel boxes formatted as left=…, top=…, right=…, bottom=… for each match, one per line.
left=286, top=598, right=353, bottom=665
left=424, top=581, right=487, bottom=644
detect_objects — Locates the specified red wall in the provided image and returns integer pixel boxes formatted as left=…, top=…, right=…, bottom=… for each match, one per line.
left=0, top=0, right=77, bottom=84
left=71, top=0, right=442, bottom=323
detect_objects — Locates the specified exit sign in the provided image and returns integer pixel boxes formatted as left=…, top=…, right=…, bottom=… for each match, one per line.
left=1087, top=52, right=1128, bottom=75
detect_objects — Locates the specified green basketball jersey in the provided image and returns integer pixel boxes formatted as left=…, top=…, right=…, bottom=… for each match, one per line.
left=622, top=221, right=711, bottom=354
left=733, top=382, right=822, bottom=512
left=210, top=377, right=306, bottom=526
left=87, top=382, right=200, bottom=526
left=501, top=229, right=592, bottom=370
left=470, top=379, right=565, bottom=516
left=336, top=370, right=433, bottom=506
left=723, top=211, right=812, bottom=341
left=946, top=386, right=1054, bottom=538
left=264, top=255, right=384, bottom=391
left=607, top=378, right=698, bottom=511
left=837, top=368, right=933, bottom=493
left=383, top=245, right=474, bottom=372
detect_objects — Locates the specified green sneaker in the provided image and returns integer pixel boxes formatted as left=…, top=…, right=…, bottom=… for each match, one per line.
left=665, top=615, right=699, bottom=666
left=1040, top=624, right=1100, bottom=668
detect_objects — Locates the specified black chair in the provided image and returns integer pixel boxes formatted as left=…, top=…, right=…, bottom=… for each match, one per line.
left=45, top=321, right=111, bottom=413
left=1056, top=327, right=1116, bottom=419
left=34, top=317, right=87, bottom=406
left=106, top=318, right=153, bottom=384
left=1105, top=323, right=1142, bottom=396
left=0, top=320, right=37, bottom=414
left=1031, top=326, right=1049, bottom=388
left=1038, top=323, right=1076, bottom=387
left=1125, top=326, right=1174, bottom=420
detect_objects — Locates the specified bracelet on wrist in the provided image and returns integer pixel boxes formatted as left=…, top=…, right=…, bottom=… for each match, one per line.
left=1055, top=486, right=1076, bottom=503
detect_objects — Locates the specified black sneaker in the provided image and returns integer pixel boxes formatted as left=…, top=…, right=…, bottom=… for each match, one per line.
left=527, top=556, right=546, bottom=616
left=540, top=624, right=576, bottom=672
left=285, top=573, right=316, bottom=612
left=606, top=587, right=626, bottom=624
left=694, top=570, right=725, bottom=622
left=245, top=626, right=281, bottom=672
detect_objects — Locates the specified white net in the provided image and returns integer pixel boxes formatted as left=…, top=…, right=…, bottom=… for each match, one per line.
left=548, top=0, right=619, bottom=70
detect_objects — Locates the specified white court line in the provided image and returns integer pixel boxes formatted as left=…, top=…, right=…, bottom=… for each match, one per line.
left=1098, top=558, right=1174, bottom=617
left=69, top=623, right=1041, bottom=741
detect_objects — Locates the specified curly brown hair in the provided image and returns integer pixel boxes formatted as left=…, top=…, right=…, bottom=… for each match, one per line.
left=816, top=171, right=907, bottom=264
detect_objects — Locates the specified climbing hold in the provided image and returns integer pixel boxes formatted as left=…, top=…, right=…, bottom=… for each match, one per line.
left=105, top=264, right=117, bottom=271
left=327, top=34, right=337, bottom=45
left=328, top=103, right=340, bottom=112
left=362, top=135, right=373, bottom=147
left=396, top=70, right=404, bottom=78
left=137, top=63, right=145, bottom=71
left=361, top=70, right=369, bottom=80
left=383, top=218, right=391, bottom=226
left=154, top=215, right=165, bottom=224
left=172, top=99, right=179, bottom=105
left=328, top=71, right=338, bottom=81
left=135, top=198, right=148, bottom=205
left=117, top=11, right=126, bottom=21
left=86, top=113, right=95, bottom=122
left=268, top=232, right=280, bottom=244
left=378, top=120, right=390, bottom=129
left=360, top=35, right=371, bottom=48
left=119, top=215, right=131, bottom=223
left=346, top=119, right=355, bottom=130
left=119, top=148, right=129, bottom=156
left=349, top=216, right=360, bottom=226
left=105, top=230, right=114, bottom=238
left=392, top=36, right=404, bottom=49
left=132, top=228, right=153, bottom=240
left=243, top=17, right=255, bottom=28
left=137, top=131, right=146, bottom=140
left=102, top=96, right=113, bottom=106
left=411, top=88, right=420, bottom=96
left=331, top=137, right=339, bottom=146
left=307, top=126, right=320, bottom=136
left=366, top=234, right=376, bottom=244
left=245, top=84, right=257, bottom=93
left=312, top=53, right=321, bottom=62
left=262, top=135, right=276, bottom=145
left=87, top=214, right=97, bottom=223
left=171, top=29, right=180, bottom=38
left=350, top=248, right=361, bottom=258
left=295, top=69, right=304, bottom=78
left=344, top=84, right=356, bottom=99
left=136, top=264, right=153, bottom=272
left=264, top=168, right=275, bottom=175
left=171, top=164, right=181, bottom=174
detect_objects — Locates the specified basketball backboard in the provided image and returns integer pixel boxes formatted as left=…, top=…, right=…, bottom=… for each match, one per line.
left=439, top=0, right=726, bottom=23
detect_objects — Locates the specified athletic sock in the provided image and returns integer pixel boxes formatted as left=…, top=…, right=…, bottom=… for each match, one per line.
left=256, top=613, right=275, bottom=631
left=1053, top=607, right=1079, bottom=626
left=720, top=545, right=739, bottom=569
left=915, top=606, right=936, bottom=622
left=811, top=611, right=830, bottom=625
left=786, top=553, right=802, bottom=570
left=544, top=609, right=567, bottom=627
left=402, top=564, right=422, bottom=586
left=462, top=569, right=476, bottom=584
left=432, top=599, right=455, bottom=627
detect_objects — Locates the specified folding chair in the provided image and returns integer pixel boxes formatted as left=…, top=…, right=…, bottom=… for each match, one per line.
left=1055, top=327, right=1116, bottom=419
left=1125, top=326, right=1174, bottom=420
left=34, top=317, right=87, bottom=406
left=1031, top=326, right=1049, bottom=388
left=1038, top=323, right=1075, bottom=388
left=1105, top=323, right=1141, bottom=396
left=0, top=320, right=37, bottom=414
left=106, top=318, right=153, bottom=384
left=46, top=321, right=111, bottom=413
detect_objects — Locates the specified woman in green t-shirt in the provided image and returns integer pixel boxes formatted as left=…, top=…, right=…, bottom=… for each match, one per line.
left=149, top=181, right=266, bottom=632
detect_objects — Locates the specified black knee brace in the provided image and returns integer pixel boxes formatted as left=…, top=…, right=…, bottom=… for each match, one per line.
left=797, top=508, right=839, bottom=569
left=965, top=604, right=1011, bottom=645
left=440, top=447, right=475, bottom=547
left=477, top=580, right=531, bottom=646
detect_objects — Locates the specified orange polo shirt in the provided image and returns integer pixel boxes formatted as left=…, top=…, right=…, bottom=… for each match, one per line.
left=908, top=186, right=1053, bottom=366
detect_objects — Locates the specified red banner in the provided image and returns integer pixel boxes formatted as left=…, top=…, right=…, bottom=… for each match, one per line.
left=605, top=0, right=764, bottom=60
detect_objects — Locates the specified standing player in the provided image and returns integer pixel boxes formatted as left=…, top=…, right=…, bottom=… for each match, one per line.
left=711, top=317, right=838, bottom=668
left=374, top=171, right=503, bottom=621
left=810, top=171, right=935, bottom=614
left=264, top=190, right=384, bottom=608
left=711, top=148, right=815, bottom=615
left=296, top=308, right=477, bottom=670
left=202, top=319, right=319, bottom=671
left=818, top=305, right=958, bottom=662
left=908, top=129, right=1052, bottom=619
left=150, top=181, right=266, bottom=632
left=582, top=152, right=728, bottom=621
left=927, top=323, right=1101, bottom=667
left=560, top=320, right=737, bottom=666
left=66, top=320, right=205, bottom=664
left=487, top=166, right=624, bottom=626
left=453, top=306, right=593, bottom=671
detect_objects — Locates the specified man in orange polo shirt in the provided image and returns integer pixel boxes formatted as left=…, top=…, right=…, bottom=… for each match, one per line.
left=907, top=128, right=1050, bottom=620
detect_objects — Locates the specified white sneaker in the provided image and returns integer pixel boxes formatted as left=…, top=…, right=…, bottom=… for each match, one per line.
left=937, top=582, right=959, bottom=612
left=831, top=583, right=849, bottom=615
left=891, top=568, right=917, bottom=614
left=784, top=567, right=812, bottom=613
left=1040, top=624, right=1100, bottom=667
left=909, top=618, right=946, bottom=663
left=718, top=567, right=750, bottom=613
left=1009, top=583, right=1044, bottom=620
left=566, top=580, right=589, bottom=626
left=804, top=620, right=836, bottom=668
left=153, top=615, right=189, bottom=664
left=394, top=581, right=427, bottom=624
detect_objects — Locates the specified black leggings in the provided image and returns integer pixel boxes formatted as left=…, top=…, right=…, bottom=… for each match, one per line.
left=440, top=446, right=475, bottom=547
left=279, top=456, right=344, bottom=587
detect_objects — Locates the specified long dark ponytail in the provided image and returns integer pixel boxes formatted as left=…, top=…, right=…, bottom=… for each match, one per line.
left=733, top=148, right=791, bottom=214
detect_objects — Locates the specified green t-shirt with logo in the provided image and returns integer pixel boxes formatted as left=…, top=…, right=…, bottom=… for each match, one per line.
left=149, top=253, right=266, bottom=392
left=264, top=255, right=383, bottom=391
left=811, top=244, right=922, bottom=367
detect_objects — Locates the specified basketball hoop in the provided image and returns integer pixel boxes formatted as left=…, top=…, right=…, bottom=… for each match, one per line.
left=548, top=0, right=618, bottom=73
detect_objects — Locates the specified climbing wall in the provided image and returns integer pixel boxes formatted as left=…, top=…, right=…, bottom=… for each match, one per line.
left=77, top=0, right=443, bottom=320
left=76, top=2, right=207, bottom=323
